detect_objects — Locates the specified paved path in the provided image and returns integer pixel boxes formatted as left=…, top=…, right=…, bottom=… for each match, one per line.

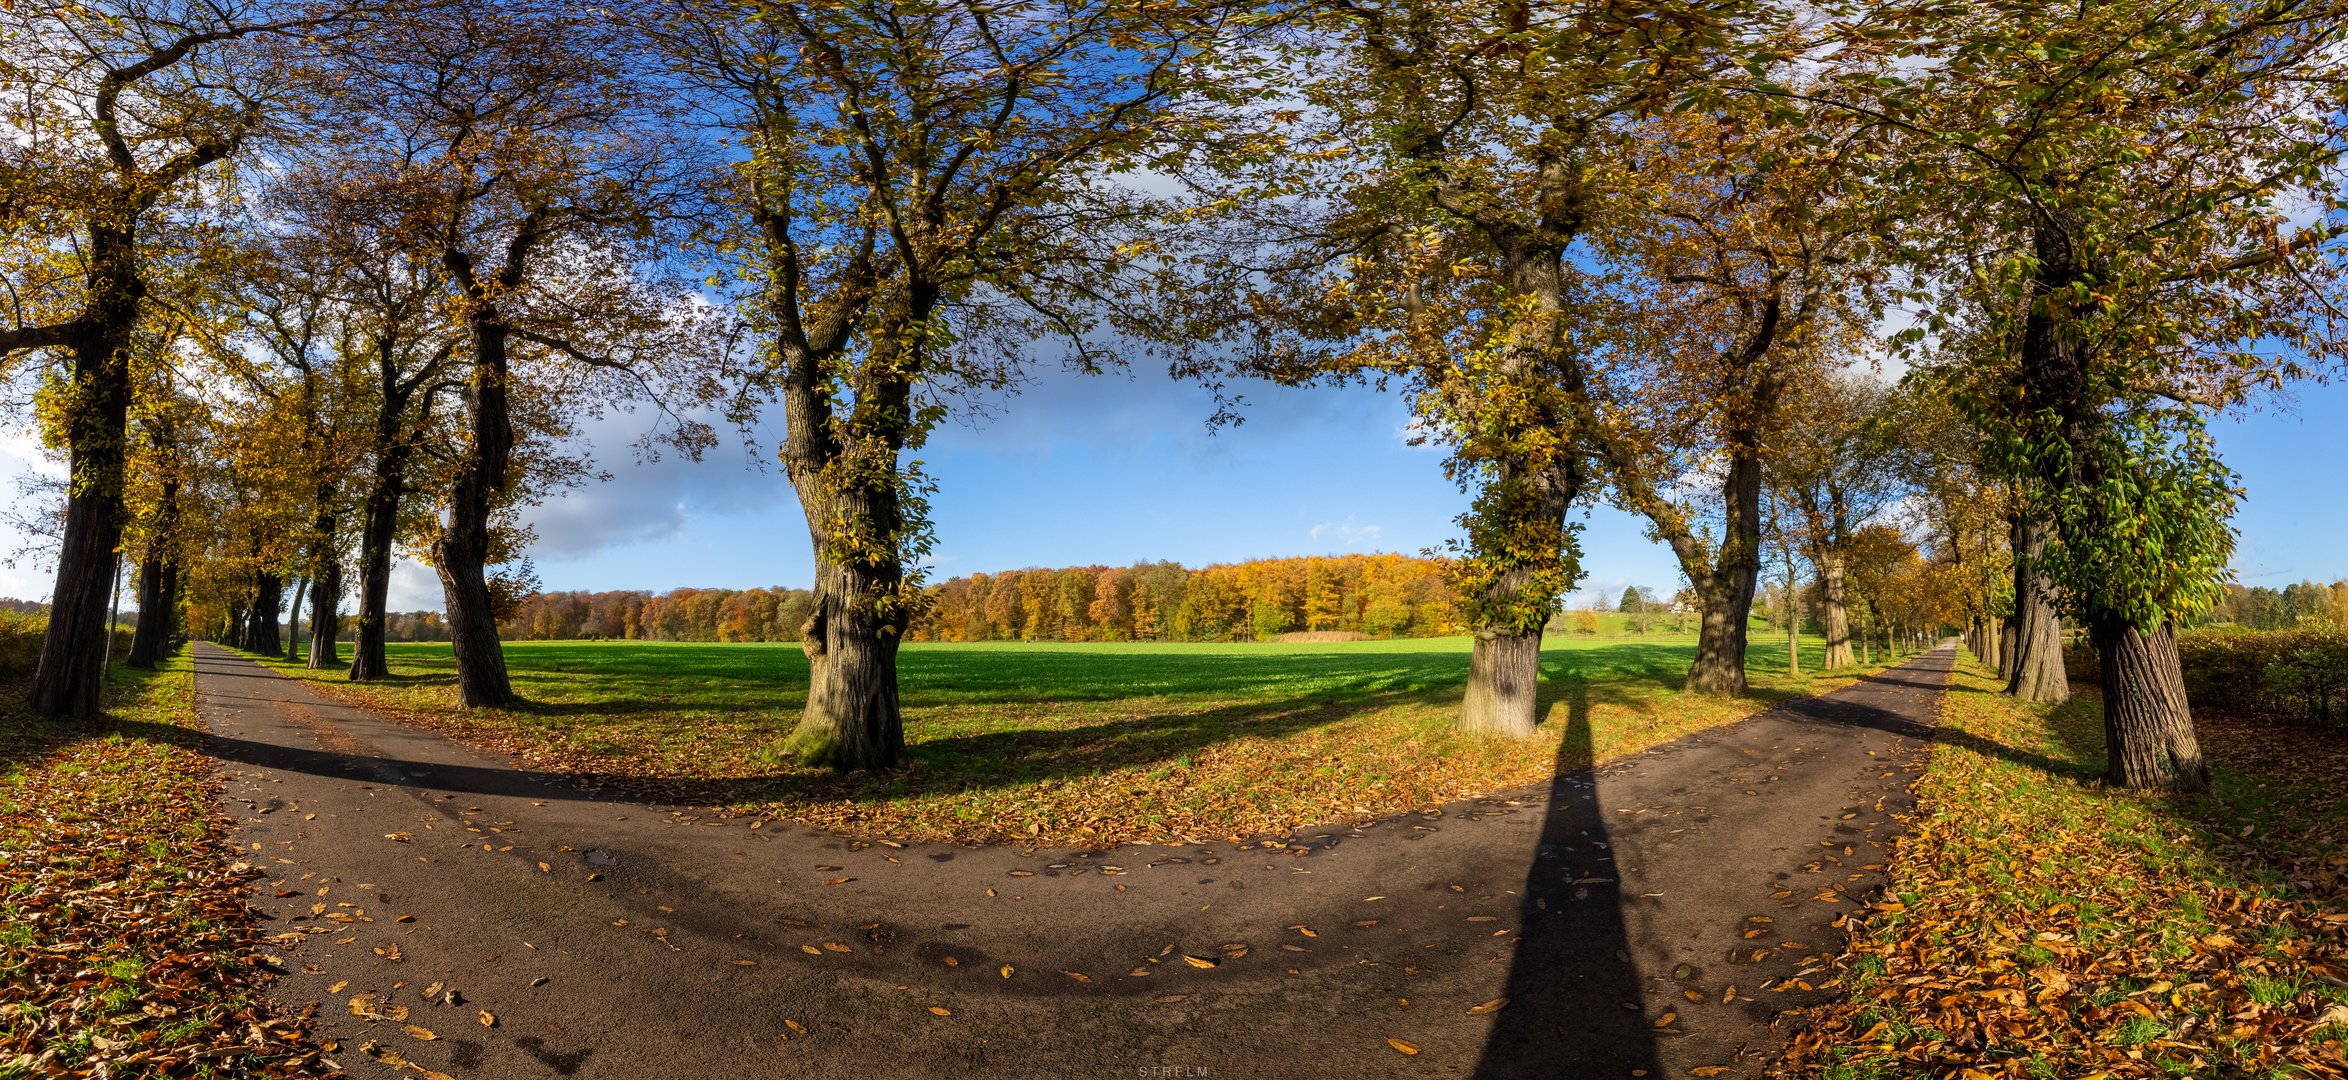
left=195, top=642, right=1954, bottom=1080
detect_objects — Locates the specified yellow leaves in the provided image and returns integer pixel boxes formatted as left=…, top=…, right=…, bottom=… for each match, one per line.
left=1385, top=1037, right=1420, bottom=1055
left=1467, top=997, right=1508, bottom=1014
left=478, top=1010, right=496, bottom=1029
left=927, top=1006, right=951, bottom=1017
left=999, top=964, right=1014, bottom=979
left=1180, top=955, right=1218, bottom=969
left=402, top=1024, right=437, bottom=1041
left=1060, top=970, right=1090, bottom=984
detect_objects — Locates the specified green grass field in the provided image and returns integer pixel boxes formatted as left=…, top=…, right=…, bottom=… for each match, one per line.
left=261, top=631, right=1904, bottom=846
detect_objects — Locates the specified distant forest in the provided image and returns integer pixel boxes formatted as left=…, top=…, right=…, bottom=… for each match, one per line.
left=485, top=554, right=1468, bottom=644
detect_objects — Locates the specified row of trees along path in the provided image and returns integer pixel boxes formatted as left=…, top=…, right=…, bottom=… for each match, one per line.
left=7, top=0, right=2346, bottom=793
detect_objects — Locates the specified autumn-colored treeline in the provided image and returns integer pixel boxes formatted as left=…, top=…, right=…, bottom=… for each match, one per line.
left=488, top=555, right=1466, bottom=644
left=917, top=555, right=1461, bottom=643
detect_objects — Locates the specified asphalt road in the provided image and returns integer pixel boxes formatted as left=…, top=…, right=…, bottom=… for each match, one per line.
left=196, top=641, right=1954, bottom=1080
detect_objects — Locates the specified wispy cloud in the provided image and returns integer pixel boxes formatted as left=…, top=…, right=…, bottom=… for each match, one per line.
left=1309, top=515, right=1383, bottom=548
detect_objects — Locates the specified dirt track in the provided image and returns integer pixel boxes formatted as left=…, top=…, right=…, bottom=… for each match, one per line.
left=197, top=641, right=1953, bottom=1079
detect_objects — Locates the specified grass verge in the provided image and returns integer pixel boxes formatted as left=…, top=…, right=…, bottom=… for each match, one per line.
left=1772, top=657, right=2348, bottom=1080
left=0, top=649, right=333, bottom=1078
left=254, top=634, right=1902, bottom=847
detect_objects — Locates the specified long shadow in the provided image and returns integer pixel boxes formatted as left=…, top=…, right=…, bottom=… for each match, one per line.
left=1472, top=676, right=1661, bottom=1078
left=182, top=671, right=1427, bottom=809
left=1776, top=664, right=2091, bottom=780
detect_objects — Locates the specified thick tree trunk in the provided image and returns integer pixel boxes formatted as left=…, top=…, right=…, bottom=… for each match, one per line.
left=1460, top=628, right=1545, bottom=736
left=224, top=597, right=248, bottom=650
left=28, top=227, right=139, bottom=719
left=309, top=559, right=342, bottom=669
left=247, top=573, right=283, bottom=655
left=285, top=576, right=307, bottom=661
left=350, top=430, right=410, bottom=681
left=1819, top=550, right=1852, bottom=669
left=1686, top=453, right=1763, bottom=695
left=2006, top=517, right=2070, bottom=705
left=2093, top=619, right=2208, bottom=792
left=348, top=494, right=395, bottom=679
left=432, top=317, right=517, bottom=708
left=127, top=557, right=177, bottom=668
left=126, top=475, right=181, bottom=670
left=783, top=554, right=908, bottom=768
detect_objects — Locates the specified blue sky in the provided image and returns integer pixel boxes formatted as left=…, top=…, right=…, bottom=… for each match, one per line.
left=0, top=366, right=2340, bottom=609
left=440, top=364, right=2348, bottom=610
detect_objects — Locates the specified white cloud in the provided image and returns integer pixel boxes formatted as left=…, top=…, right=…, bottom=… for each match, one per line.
left=1308, top=515, right=1383, bottom=548
left=386, top=558, right=444, bottom=611
left=520, top=411, right=789, bottom=562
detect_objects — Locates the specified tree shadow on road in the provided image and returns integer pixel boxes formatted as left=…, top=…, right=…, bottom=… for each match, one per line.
left=1473, top=675, right=1662, bottom=1079
left=177, top=675, right=1432, bottom=810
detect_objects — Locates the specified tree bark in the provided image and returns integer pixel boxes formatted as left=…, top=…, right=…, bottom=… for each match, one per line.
left=1460, top=626, right=1546, bottom=736
left=1684, top=451, right=1763, bottom=695
left=246, top=572, right=283, bottom=655
left=285, top=575, right=307, bottom=661
left=432, top=315, right=518, bottom=709
left=309, top=554, right=342, bottom=669
left=785, top=554, right=908, bottom=768
left=349, top=362, right=420, bottom=682
left=126, top=475, right=181, bottom=669
left=2005, top=515, right=2070, bottom=704
left=2093, top=619, right=2208, bottom=792
left=1819, top=549, right=1853, bottom=669
left=28, top=225, right=140, bottom=719
left=127, top=557, right=178, bottom=669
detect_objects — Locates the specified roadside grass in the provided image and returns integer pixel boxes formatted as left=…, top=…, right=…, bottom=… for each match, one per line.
left=1773, top=658, right=2348, bottom=1080
left=256, top=633, right=1901, bottom=846
left=0, top=650, right=331, bottom=1078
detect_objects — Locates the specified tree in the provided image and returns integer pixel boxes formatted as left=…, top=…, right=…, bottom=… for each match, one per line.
left=1586, top=103, right=1882, bottom=695
left=1188, top=0, right=1753, bottom=735
left=662, top=0, right=1227, bottom=767
left=1772, top=372, right=1915, bottom=670
left=0, top=0, right=340, bottom=716
left=1618, top=586, right=1644, bottom=614
left=1797, top=0, right=2348, bottom=789
left=309, top=0, right=712, bottom=707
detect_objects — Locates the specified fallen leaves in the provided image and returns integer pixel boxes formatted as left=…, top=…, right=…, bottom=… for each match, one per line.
left=1771, top=663, right=2348, bottom=1080
left=1386, top=1037, right=1420, bottom=1055
left=0, top=654, right=333, bottom=1076
left=1468, top=997, right=1508, bottom=1014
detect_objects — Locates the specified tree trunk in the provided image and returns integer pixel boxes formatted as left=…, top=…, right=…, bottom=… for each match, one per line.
left=246, top=573, right=283, bottom=655
left=1459, top=628, right=1545, bottom=736
left=2093, top=619, right=2208, bottom=793
left=349, top=422, right=411, bottom=681
left=783, top=555, right=908, bottom=768
left=28, top=226, right=139, bottom=719
left=126, top=475, right=181, bottom=670
left=284, top=576, right=307, bottom=661
left=2006, top=516, right=2070, bottom=705
left=309, top=558, right=342, bottom=669
left=1685, top=452, right=1763, bottom=695
left=432, top=316, right=517, bottom=709
left=127, top=556, right=177, bottom=668
left=1819, top=549, right=1852, bottom=669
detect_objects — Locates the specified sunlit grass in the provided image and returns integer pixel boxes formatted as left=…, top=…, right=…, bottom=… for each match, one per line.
left=260, top=631, right=1898, bottom=846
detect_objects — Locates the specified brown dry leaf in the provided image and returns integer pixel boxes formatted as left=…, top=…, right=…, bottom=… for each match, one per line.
left=824, top=877, right=854, bottom=886
left=479, top=1010, right=497, bottom=1028
left=821, top=942, right=852, bottom=953
left=927, top=1006, right=951, bottom=1016
left=1468, top=997, right=1508, bottom=1015
left=1181, top=955, right=1218, bottom=969
left=1386, top=1037, right=1420, bottom=1055
left=1690, top=1068, right=1731, bottom=1078
left=1651, top=1011, right=1676, bottom=1029
left=403, top=1024, right=438, bottom=1041
left=383, top=833, right=412, bottom=843
left=1290, top=925, right=1318, bottom=938
left=1061, top=970, right=1091, bottom=983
